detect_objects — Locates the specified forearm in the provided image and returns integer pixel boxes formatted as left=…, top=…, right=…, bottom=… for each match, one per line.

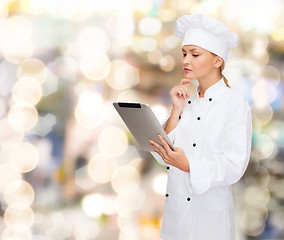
left=164, top=108, right=182, bottom=134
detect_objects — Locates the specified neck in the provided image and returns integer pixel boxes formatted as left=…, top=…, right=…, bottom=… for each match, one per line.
left=198, top=73, right=222, bottom=98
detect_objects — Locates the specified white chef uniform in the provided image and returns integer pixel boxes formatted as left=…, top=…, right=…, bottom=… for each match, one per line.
left=151, top=78, right=252, bottom=240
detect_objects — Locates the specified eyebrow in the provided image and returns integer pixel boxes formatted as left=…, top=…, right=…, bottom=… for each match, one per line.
left=182, top=48, right=200, bottom=52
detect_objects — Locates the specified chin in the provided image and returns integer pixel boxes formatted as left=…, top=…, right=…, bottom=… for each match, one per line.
left=184, top=74, right=195, bottom=80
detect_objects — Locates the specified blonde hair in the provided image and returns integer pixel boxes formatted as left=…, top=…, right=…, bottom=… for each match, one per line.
left=212, top=53, right=230, bottom=88
left=220, top=62, right=230, bottom=88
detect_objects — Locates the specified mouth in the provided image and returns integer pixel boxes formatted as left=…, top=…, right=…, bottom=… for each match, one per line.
left=184, top=68, right=192, bottom=73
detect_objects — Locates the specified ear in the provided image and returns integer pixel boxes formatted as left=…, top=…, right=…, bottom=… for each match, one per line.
left=214, top=56, right=224, bottom=68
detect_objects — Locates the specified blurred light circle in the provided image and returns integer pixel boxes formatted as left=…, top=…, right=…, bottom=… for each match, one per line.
left=119, top=230, right=138, bottom=240
left=80, top=54, right=111, bottom=81
left=88, top=153, right=117, bottom=183
left=251, top=104, right=273, bottom=125
left=4, top=206, right=34, bottom=228
left=240, top=204, right=268, bottom=236
left=98, top=127, right=128, bottom=157
left=139, top=17, right=161, bottom=36
left=0, top=163, right=21, bottom=193
left=105, top=14, right=134, bottom=47
left=161, top=36, right=180, bottom=51
left=244, top=186, right=270, bottom=206
left=3, top=41, right=34, bottom=64
left=78, top=91, right=103, bottom=115
left=272, top=27, right=284, bottom=41
left=73, top=220, right=100, bottom=240
left=61, top=0, right=92, bottom=22
left=151, top=105, right=168, bottom=123
left=8, top=105, right=38, bottom=132
left=0, top=118, right=24, bottom=148
left=2, top=225, right=32, bottom=240
left=111, top=165, right=140, bottom=194
left=152, top=173, right=167, bottom=195
left=192, top=1, right=219, bottom=15
left=9, top=142, right=39, bottom=173
left=117, top=215, right=132, bottom=230
left=106, top=60, right=139, bottom=90
left=74, top=105, right=104, bottom=129
left=260, top=65, right=281, bottom=86
left=159, top=9, right=176, bottom=22
left=265, top=120, right=284, bottom=148
left=17, top=58, right=47, bottom=84
left=241, top=32, right=269, bottom=65
left=147, top=49, right=163, bottom=64
left=245, top=166, right=270, bottom=187
left=0, top=3, right=9, bottom=20
left=12, top=77, right=42, bottom=106
left=134, top=0, right=152, bottom=13
left=4, top=180, right=35, bottom=209
left=138, top=38, right=157, bottom=51
left=81, top=193, right=104, bottom=218
left=252, top=80, right=277, bottom=107
left=20, top=0, right=45, bottom=14
left=115, top=187, right=145, bottom=218
left=254, top=134, right=275, bottom=160
left=159, top=55, right=176, bottom=72
left=78, top=27, right=110, bottom=54
left=102, top=195, right=116, bottom=215
left=0, top=16, right=33, bottom=44
left=116, top=89, right=142, bottom=103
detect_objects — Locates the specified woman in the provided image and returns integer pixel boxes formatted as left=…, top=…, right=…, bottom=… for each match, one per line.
left=149, top=14, right=252, bottom=240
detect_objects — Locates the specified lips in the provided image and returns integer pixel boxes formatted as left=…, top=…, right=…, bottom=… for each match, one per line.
left=184, top=68, right=192, bottom=73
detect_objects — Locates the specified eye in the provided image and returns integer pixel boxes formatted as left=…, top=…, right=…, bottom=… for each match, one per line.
left=192, top=54, right=199, bottom=57
left=182, top=52, right=186, bottom=57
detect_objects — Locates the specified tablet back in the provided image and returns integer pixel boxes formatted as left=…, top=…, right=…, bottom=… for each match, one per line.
left=113, top=102, right=174, bottom=152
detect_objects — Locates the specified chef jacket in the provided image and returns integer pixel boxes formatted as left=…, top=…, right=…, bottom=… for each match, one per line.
left=151, top=78, right=252, bottom=240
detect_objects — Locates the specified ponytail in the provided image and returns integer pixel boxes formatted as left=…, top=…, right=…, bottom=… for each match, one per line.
left=220, top=62, right=230, bottom=88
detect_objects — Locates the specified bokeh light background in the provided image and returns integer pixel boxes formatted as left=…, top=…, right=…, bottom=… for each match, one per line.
left=0, top=0, right=283, bottom=239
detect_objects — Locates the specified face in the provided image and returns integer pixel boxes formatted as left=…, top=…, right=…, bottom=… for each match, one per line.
left=182, top=45, right=222, bottom=80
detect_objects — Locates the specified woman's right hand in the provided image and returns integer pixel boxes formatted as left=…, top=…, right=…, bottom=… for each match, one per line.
left=170, top=79, right=191, bottom=114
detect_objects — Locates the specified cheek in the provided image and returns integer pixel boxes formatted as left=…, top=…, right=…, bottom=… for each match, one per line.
left=193, top=57, right=213, bottom=71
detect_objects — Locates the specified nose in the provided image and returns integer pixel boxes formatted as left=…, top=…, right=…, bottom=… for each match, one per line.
left=183, top=55, right=190, bottom=66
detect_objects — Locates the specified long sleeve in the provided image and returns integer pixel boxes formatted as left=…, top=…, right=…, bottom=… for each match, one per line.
left=150, top=112, right=176, bottom=166
left=186, top=99, right=252, bottom=195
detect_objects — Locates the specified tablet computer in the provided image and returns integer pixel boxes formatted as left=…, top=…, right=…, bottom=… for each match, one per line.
left=113, top=102, right=175, bottom=152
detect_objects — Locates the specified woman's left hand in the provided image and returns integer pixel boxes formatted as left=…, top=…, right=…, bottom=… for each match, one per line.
left=149, top=135, right=190, bottom=172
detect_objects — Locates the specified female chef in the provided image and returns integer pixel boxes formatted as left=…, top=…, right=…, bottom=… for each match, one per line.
left=149, top=14, right=252, bottom=240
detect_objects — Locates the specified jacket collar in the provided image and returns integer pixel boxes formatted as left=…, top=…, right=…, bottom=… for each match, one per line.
left=196, top=78, right=227, bottom=101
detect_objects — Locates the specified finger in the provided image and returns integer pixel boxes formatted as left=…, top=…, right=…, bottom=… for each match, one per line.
left=149, top=139, right=166, bottom=156
left=181, top=85, right=190, bottom=97
left=177, top=90, right=182, bottom=97
left=178, top=90, right=187, bottom=99
left=149, top=140, right=163, bottom=158
left=153, top=146, right=164, bottom=159
left=180, top=79, right=192, bottom=86
left=179, top=88, right=187, bottom=99
left=158, top=135, right=172, bottom=155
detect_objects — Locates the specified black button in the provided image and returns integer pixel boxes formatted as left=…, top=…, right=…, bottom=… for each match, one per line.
left=209, top=98, right=212, bottom=101
left=167, top=166, right=170, bottom=170
left=197, top=117, right=201, bottom=120
left=165, top=194, right=169, bottom=197
left=187, top=197, right=191, bottom=201
left=193, top=143, right=196, bottom=147
left=188, top=100, right=191, bottom=104
left=179, top=115, right=181, bottom=120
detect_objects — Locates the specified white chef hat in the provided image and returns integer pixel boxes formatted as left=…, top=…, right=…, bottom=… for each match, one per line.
left=176, top=14, right=238, bottom=62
